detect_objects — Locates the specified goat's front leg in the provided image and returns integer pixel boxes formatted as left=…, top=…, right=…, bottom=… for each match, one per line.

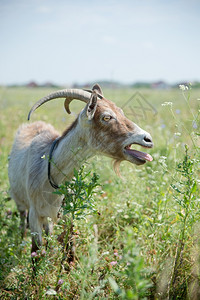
left=19, top=210, right=27, bottom=238
left=29, top=207, right=43, bottom=275
left=29, top=207, right=43, bottom=253
left=42, top=217, right=53, bottom=249
left=42, top=216, right=53, bottom=237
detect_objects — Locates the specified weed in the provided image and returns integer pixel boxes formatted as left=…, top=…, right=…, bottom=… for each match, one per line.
left=169, top=145, right=199, bottom=299
left=109, top=227, right=152, bottom=299
left=54, top=165, right=101, bottom=291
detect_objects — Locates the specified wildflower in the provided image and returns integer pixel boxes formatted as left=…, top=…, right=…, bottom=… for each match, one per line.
left=176, top=109, right=181, bottom=114
left=161, top=102, right=173, bottom=107
left=192, top=121, right=198, bottom=129
left=113, top=249, right=118, bottom=256
left=58, top=279, right=64, bottom=285
left=174, top=132, right=181, bottom=136
left=41, top=249, right=46, bottom=256
left=102, top=251, right=110, bottom=256
left=161, top=124, right=166, bottom=129
left=179, top=84, right=188, bottom=91
left=46, top=289, right=57, bottom=295
left=110, top=261, right=117, bottom=266
left=31, top=251, right=37, bottom=258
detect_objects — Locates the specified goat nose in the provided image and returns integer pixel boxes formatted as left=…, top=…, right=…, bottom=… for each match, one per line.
left=143, top=133, right=153, bottom=146
left=144, top=135, right=152, bottom=143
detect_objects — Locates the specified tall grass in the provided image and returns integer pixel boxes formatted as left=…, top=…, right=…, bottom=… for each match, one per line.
left=0, top=85, right=199, bottom=299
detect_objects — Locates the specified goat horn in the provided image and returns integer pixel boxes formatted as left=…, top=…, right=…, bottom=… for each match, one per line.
left=64, top=89, right=103, bottom=114
left=28, top=89, right=102, bottom=120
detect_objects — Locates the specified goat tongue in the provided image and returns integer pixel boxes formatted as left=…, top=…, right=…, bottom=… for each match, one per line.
left=126, top=148, right=153, bottom=162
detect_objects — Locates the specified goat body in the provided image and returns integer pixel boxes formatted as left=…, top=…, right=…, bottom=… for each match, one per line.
left=8, top=84, right=153, bottom=253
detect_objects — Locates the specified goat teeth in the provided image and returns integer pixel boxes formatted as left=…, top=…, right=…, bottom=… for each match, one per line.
left=125, top=144, right=132, bottom=149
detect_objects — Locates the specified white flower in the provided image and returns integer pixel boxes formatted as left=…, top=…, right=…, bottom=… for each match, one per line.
left=179, top=84, right=188, bottom=91
left=161, top=102, right=173, bottom=107
left=174, top=132, right=181, bottom=136
left=46, top=289, right=57, bottom=295
left=102, top=251, right=110, bottom=256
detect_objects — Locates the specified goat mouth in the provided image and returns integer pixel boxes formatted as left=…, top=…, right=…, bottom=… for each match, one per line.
left=124, top=144, right=153, bottom=164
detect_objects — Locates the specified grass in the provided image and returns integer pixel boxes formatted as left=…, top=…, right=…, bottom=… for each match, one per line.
left=0, top=85, right=199, bottom=299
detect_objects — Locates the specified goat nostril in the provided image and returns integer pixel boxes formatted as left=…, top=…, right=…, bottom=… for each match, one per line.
left=144, top=136, right=152, bottom=143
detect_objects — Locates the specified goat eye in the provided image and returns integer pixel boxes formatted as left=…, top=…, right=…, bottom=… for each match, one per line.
left=103, top=116, right=111, bottom=122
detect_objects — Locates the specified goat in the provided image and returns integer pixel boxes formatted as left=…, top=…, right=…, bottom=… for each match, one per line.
left=8, top=84, right=153, bottom=253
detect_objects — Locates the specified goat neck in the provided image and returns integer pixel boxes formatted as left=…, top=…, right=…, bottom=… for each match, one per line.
left=50, top=117, right=94, bottom=185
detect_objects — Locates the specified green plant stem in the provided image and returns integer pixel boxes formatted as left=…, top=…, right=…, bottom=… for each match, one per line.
left=169, top=106, right=198, bottom=152
left=181, top=90, right=195, bottom=121
left=55, top=216, right=73, bottom=287
left=169, top=149, right=195, bottom=298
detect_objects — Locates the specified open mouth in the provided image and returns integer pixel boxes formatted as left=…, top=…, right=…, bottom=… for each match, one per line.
left=124, top=144, right=153, bottom=163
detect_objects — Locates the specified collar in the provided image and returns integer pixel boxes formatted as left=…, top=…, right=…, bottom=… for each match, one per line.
left=48, top=137, right=60, bottom=189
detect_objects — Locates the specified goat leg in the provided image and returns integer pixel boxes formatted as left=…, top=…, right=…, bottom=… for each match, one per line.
left=65, top=222, right=76, bottom=267
left=19, top=210, right=27, bottom=238
left=43, top=218, right=53, bottom=250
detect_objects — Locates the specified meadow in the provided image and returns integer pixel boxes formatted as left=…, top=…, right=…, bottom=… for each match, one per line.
left=0, top=85, right=199, bottom=299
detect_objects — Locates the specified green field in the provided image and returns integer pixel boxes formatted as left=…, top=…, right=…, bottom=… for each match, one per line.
left=0, top=86, right=199, bottom=299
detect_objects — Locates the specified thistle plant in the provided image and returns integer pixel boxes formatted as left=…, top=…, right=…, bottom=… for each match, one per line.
left=54, top=165, right=100, bottom=286
left=55, top=165, right=100, bottom=221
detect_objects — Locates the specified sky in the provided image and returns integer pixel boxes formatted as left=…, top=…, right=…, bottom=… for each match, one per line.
left=0, top=0, right=200, bottom=85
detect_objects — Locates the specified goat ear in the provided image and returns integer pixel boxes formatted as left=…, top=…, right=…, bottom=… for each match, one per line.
left=87, top=93, right=98, bottom=120
left=92, top=83, right=103, bottom=96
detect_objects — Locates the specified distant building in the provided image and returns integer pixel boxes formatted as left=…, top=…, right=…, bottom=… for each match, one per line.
left=72, top=80, right=124, bottom=89
left=26, top=81, right=38, bottom=88
left=42, top=82, right=58, bottom=88
left=151, top=81, right=169, bottom=89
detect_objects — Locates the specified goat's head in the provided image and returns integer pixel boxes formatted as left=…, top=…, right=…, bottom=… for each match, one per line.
left=28, top=84, right=153, bottom=166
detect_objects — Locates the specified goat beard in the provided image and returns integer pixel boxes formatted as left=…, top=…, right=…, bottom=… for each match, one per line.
left=113, top=159, right=122, bottom=176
